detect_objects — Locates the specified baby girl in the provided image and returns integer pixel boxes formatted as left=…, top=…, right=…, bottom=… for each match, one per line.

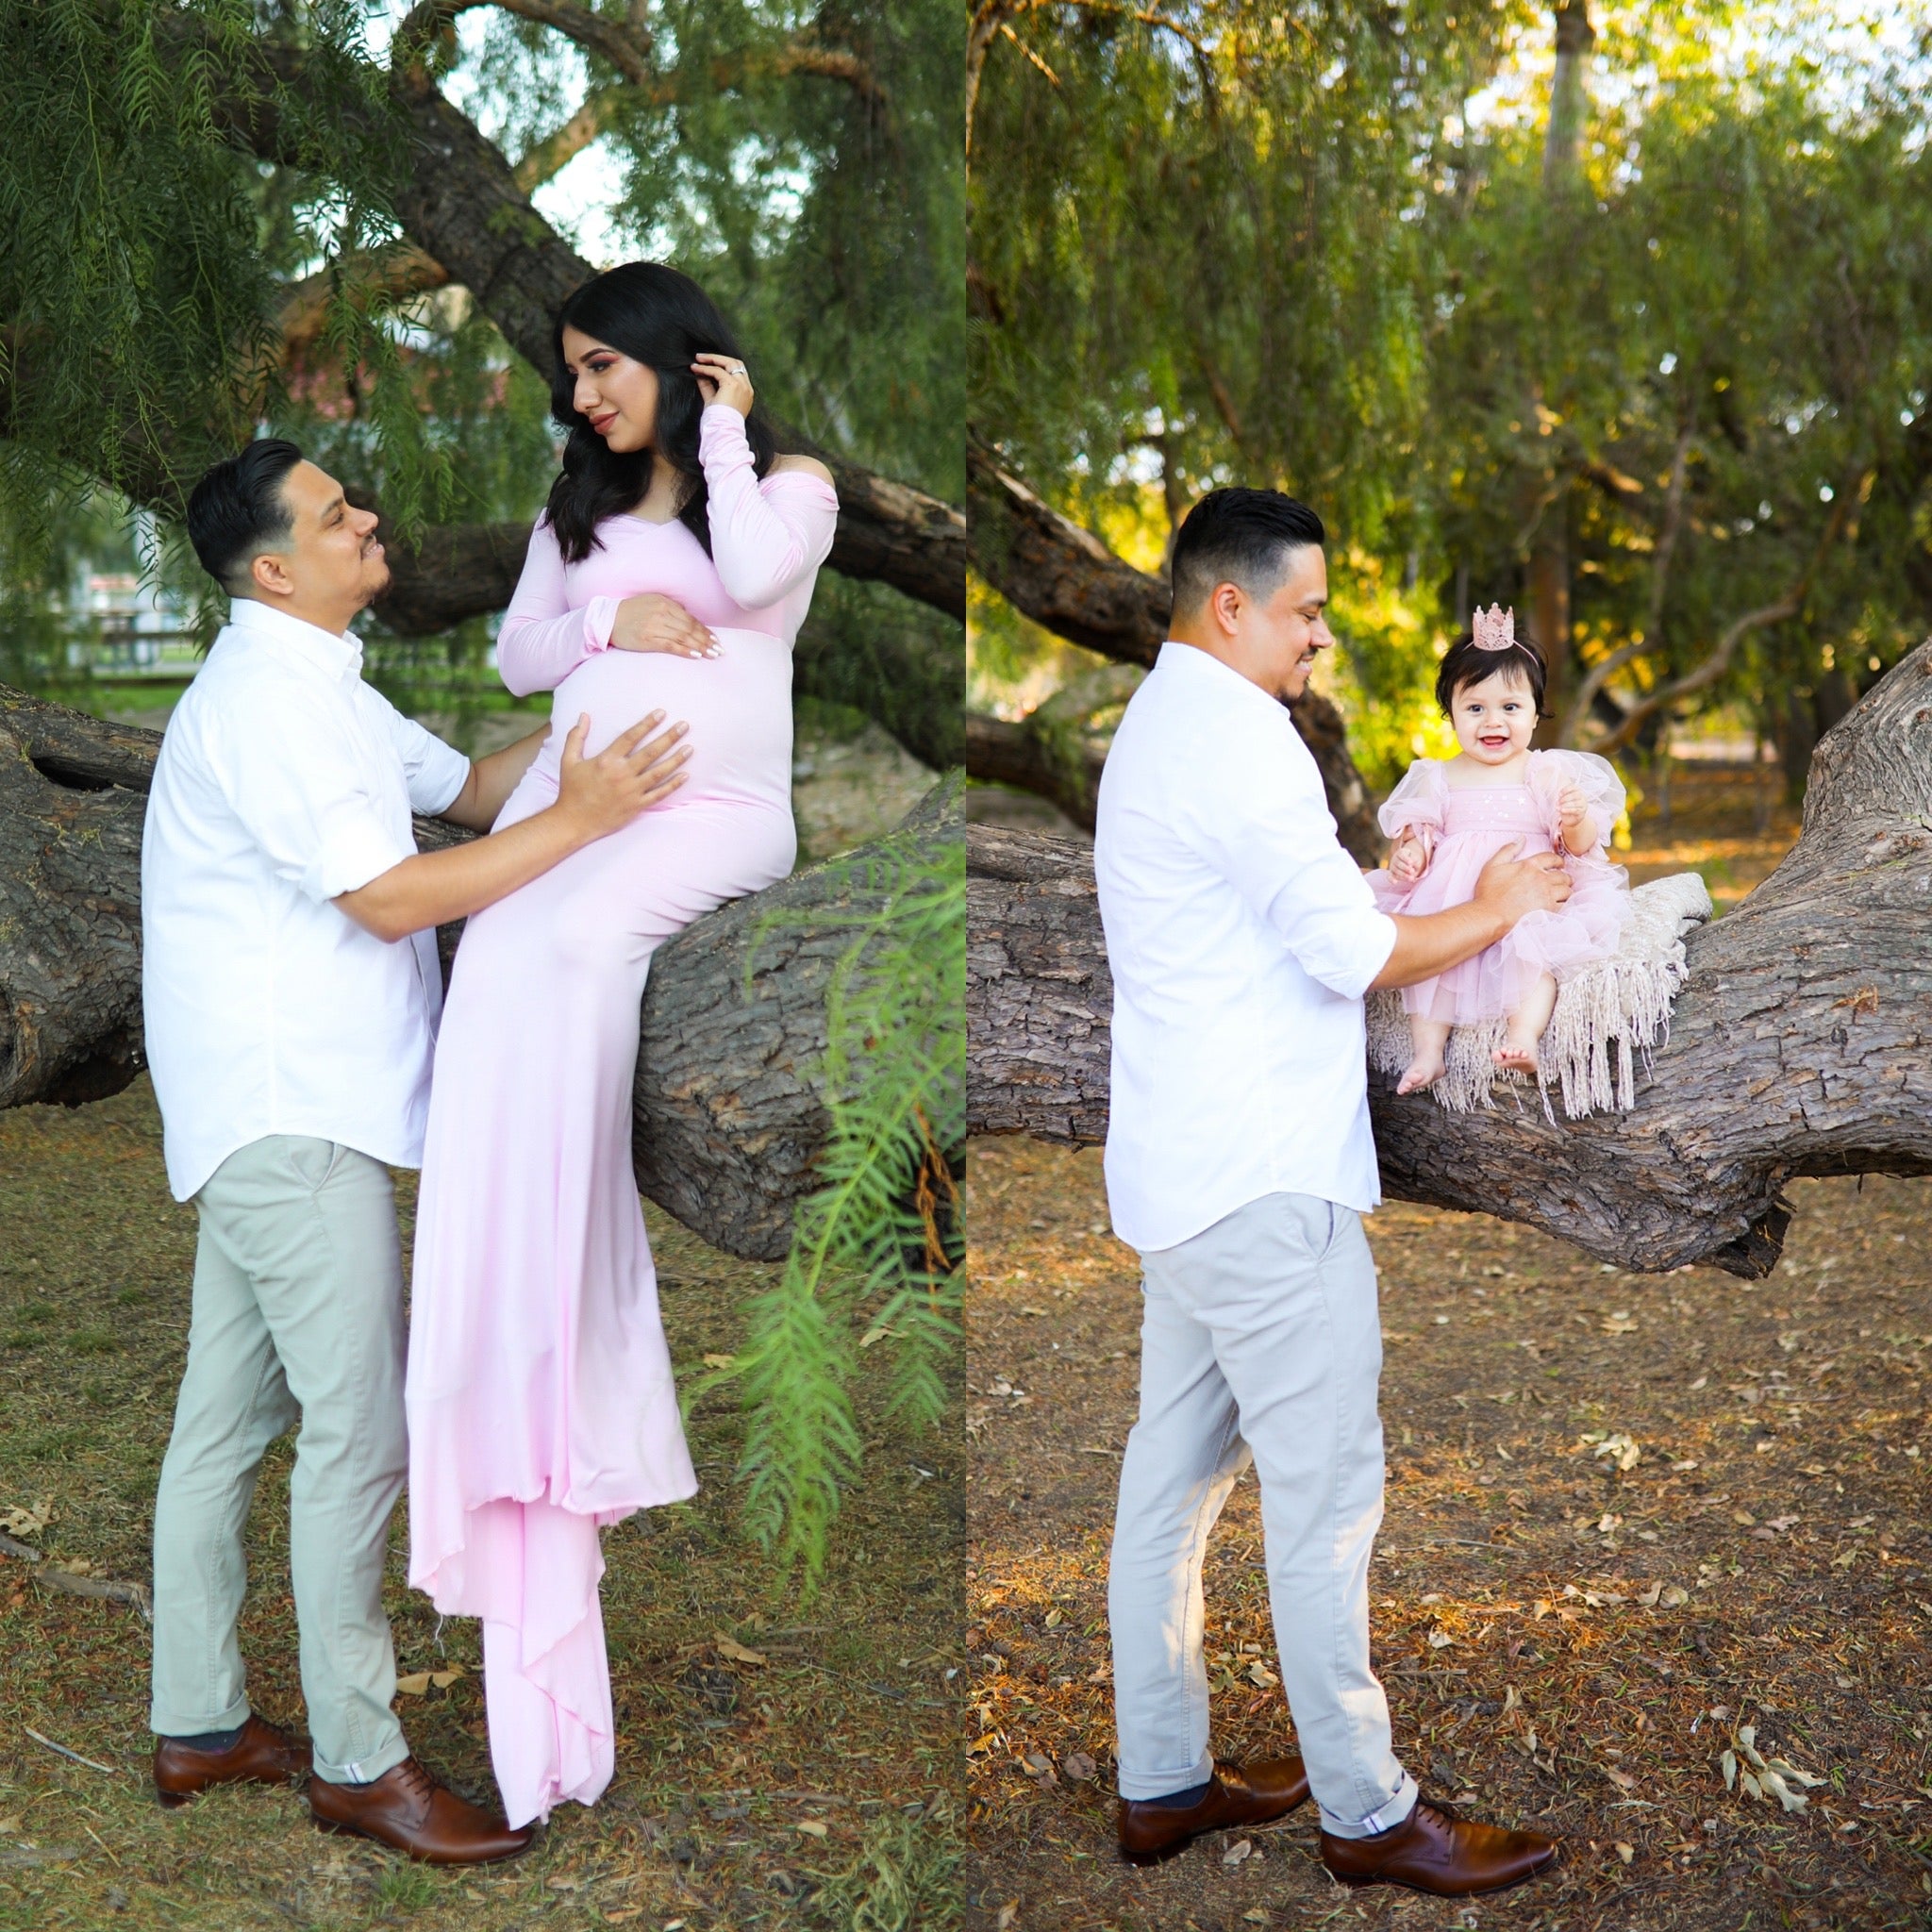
left=1368, top=606, right=1632, bottom=1093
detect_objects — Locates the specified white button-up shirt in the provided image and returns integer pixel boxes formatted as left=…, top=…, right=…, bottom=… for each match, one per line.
left=142, top=598, right=472, bottom=1201
left=1094, top=641, right=1398, bottom=1252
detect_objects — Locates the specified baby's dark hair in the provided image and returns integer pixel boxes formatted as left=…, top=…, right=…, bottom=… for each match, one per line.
left=1435, top=625, right=1548, bottom=718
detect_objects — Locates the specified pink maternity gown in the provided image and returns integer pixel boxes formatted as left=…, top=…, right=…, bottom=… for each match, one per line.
left=406, top=404, right=838, bottom=1827
left=1365, top=748, right=1632, bottom=1024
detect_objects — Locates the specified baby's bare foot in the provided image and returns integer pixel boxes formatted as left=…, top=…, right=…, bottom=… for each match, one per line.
left=1396, top=1051, right=1445, bottom=1096
left=1493, top=1034, right=1541, bottom=1074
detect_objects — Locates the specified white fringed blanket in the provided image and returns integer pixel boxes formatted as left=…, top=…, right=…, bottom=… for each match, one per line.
left=1366, top=871, right=1714, bottom=1120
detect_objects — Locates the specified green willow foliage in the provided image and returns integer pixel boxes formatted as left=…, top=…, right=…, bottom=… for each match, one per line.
left=691, top=780, right=964, bottom=1589
left=972, top=1, right=1932, bottom=786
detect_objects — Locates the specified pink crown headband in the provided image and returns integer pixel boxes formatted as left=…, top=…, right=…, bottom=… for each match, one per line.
left=1472, top=604, right=1516, bottom=652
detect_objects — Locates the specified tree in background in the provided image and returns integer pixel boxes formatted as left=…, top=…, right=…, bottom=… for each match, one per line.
left=0, top=0, right=965, bottom=1584
left=967, top=0, right=1932, bottom=822
left=1, top=0, right=963, bottom=766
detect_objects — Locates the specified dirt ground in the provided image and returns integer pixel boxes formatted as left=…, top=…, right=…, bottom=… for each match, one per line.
left=963, top=765, right=1932, bottom=1931
left=0, top=1080, right=963, bottom=1932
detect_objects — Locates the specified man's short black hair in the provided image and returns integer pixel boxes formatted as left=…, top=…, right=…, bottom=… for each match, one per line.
left=186, top=439, right=305, bottom=595
left=1169, top=487, right=1326, bottom=621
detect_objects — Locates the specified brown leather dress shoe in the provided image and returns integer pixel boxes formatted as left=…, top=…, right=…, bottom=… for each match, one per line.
left=308, top=1757, right=534, bottom=1865
left=1321, top=1798, right=1557, bottom=1896
left=154, top=1715, right=310, bottom=1809
left=1118, top=1757, right=1312, bottom=1866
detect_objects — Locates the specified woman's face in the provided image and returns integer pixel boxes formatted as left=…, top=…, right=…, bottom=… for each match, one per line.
left=1450, top=667, right=1539, bottom=765
left=560, top=325, right=660, bottom=455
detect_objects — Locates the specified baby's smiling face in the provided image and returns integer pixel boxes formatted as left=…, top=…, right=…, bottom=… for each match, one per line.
left=1449, top=667, right=1539, bottom=769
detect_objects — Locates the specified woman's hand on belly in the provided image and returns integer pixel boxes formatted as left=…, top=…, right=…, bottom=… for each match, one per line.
left=611, top=593, right=719, bottom=659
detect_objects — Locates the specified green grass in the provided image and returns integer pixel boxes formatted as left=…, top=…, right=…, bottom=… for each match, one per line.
left=0, top=1079, right=965, bottom=1930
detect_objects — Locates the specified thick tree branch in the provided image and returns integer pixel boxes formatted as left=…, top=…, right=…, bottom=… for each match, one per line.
left=395, top=0, right=653, bottom=85
left=0, top=684, right=961, bottom=1260
left=968, top=637, right=1932, bottom=1277
left=966, top=711, right=1105, bottom=830
left=275, top=242, right=451, bottom=360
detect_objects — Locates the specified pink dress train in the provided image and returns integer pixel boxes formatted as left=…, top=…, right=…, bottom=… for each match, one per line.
left=1365, top=748, right=1632, bottom=1025
left=406, top=407, right=838, bottom=1826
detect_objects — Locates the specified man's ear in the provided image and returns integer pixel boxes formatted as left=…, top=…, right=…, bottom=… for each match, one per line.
left=1208, top=579, right=1244, bottom=640
left=248, top=548, right=295, bottom=599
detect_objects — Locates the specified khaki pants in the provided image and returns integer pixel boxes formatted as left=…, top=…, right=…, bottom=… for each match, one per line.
left=1108, top=1191, right=1417, bottom=1839
left=149, top=1137, right=410, bottom=1786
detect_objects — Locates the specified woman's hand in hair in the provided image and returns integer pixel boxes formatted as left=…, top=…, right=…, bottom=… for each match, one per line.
left=610, top=593, right=720, bottom=658
left=691, top=352, right=754, bottom=418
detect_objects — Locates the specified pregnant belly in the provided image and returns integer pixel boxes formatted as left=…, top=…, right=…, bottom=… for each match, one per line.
left=530, top=627, right=793, bottom=813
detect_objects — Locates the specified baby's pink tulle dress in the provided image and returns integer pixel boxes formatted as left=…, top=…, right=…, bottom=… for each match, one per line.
left=405, top=407, right=838, bottom=1828
left=1365, top=749, right=1631, bottom=1026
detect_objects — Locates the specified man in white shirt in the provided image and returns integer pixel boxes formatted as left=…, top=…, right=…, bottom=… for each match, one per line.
left=1096, top=488, right=1567, bottom=1896
left=143, top=439, right=691, bottom=1863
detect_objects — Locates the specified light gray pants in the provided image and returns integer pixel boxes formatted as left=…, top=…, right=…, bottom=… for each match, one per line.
left=1108, top=1191, right=1416, bottom=1839
left=150, top=1137, right=410, bottom=1786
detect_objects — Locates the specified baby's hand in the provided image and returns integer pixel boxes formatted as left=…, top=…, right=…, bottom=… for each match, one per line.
left=1557, top=784, right=1593, bottom=842
left=1389, top=833, right=1429, bottom=884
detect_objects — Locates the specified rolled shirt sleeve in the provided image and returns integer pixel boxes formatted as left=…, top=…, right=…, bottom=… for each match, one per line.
left=210, top=693, right=415, bottom=904
left=380, top=697, right=474, bottom=817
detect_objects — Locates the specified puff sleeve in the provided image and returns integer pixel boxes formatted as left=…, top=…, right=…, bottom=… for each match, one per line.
left=1530, top=748, right=1625, bottom=850
left=1376, top=758, right=1448, bottom=843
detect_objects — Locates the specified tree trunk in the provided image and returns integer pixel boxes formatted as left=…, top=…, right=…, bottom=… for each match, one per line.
left=966, top=433, right=1382, bottom=865
left=0, top=684, right=960, bottom=1263
left=967, top=638, right=1932, bottom=1278
left=1525, top=0, right=1592, bottom=733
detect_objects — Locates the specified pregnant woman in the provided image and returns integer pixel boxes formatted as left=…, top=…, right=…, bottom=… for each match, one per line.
left=406, top=261, right=837, bottom=1829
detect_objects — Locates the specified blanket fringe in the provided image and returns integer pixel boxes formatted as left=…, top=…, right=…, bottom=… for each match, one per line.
left=1367, top=872, right=1713, bottom=1121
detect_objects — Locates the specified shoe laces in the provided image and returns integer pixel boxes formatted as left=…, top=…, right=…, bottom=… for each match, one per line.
left=391, top=1757, right=440, bottom=1804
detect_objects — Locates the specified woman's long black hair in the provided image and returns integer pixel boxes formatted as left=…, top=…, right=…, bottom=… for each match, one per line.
left=544, top=262, right=779, bottom=564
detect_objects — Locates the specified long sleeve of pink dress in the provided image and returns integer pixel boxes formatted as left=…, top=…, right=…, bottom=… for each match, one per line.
left=405, top=408, right=837, bottom=1827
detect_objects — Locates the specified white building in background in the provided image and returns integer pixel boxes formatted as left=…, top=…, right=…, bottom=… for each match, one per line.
left=63, top=510, right=199, bottom=686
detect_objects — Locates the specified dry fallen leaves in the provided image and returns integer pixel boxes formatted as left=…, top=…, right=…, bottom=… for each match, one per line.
left=1224, top=1838, right=1253, bottom=1867
left=0, top=1499, right=50, bottom=1539
left=394, top=1664, right=466, bottom=1696
left=1063, top=1751, right=1097, bottom=1782
left=713, top=1632, right=769, bottom=1667
left=1721, top=1724, right=1824, bottom=1813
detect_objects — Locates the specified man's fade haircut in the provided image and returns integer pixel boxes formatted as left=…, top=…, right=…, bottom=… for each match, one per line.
left=1169, top=487, right=1326, bottom=623
left=186, top=439, right=306, bottom=596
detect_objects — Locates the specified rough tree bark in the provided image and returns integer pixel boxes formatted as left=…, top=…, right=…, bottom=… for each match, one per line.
left=968, top=639, right=1932, bottom=1278
left=965, top=432, right=1381, bottom=864
left=0, top=684, right=960, bottom=1263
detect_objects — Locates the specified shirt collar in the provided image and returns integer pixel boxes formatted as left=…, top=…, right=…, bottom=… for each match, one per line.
left=1156, top=638, right=1290, bottom=715
left=225, top=597, right=364, bottom=680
